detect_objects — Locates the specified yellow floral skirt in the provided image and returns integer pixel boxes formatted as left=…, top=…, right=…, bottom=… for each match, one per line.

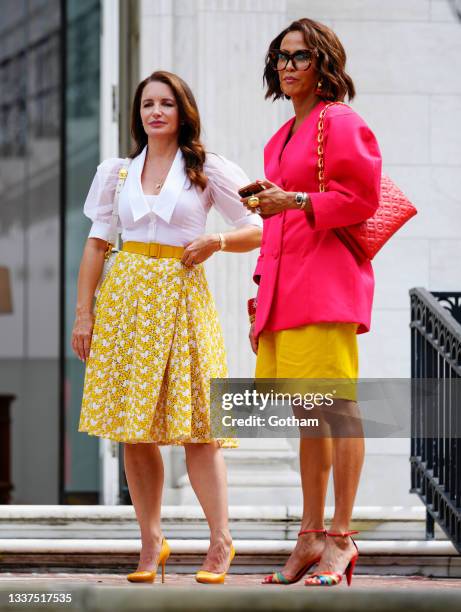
left=78, top=251, right=237, bottom=447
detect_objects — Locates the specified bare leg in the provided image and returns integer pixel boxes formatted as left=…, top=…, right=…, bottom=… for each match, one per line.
left=314, top=400, right=365, bottom=574
left=123, top=442, right=165, bottom=572
left=300, top=436, right=332, bottom=531
left=273, top=437, right=332, bottom=580
left=184, top=442, right=233, bottom=573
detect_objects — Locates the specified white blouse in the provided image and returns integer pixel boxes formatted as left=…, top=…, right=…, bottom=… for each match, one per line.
left=83, top=145, right=262, bottom=245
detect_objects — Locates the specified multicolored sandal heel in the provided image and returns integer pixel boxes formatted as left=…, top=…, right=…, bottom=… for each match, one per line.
left=304, top=530, right=359, bottom=587
left=262, top=528, right=326, bottom=585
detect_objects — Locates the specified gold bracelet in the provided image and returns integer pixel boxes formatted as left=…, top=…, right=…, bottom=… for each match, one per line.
left=218, top=232, right=226, bottom=251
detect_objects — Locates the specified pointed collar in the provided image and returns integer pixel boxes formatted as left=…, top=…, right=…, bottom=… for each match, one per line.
left=126, top=145, right=188, bottom=223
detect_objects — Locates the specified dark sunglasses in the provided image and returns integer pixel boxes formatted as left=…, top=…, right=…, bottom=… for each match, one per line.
left=268, top=49, right=317, bottom=71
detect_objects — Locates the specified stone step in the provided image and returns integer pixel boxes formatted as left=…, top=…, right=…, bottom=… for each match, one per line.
left=2, top=505, right=456, bottom=577
left=1, top=539, right=459, bottom=578
left=0, top=504, right=440, bottom=541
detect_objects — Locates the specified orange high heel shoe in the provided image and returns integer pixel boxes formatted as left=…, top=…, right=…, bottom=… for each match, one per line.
left=195, top=543, right=235, bottom=584
left=262, top=528, right=326, bottom=585
left=304, top=530, right=359, bottom=587
left=127, top=537, right=170, bottom=584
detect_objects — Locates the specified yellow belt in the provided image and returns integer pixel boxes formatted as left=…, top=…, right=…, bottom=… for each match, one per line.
left=122, top=241, right=185, bottom=259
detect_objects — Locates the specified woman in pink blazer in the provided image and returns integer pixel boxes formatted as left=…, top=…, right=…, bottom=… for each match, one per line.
left=242, top=18, right=382, bottom=587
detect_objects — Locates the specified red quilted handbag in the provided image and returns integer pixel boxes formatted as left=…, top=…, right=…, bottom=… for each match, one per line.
left=318, top=103, right=417, bottom=262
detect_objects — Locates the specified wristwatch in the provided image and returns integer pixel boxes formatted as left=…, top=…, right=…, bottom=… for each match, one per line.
left=295, top=192, right=308, bottom=210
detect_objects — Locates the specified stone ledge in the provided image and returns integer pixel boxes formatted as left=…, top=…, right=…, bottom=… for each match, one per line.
left=0, top=583, right=461, bottom=612
left=1, top=539, right=460, bottom=578
left=0, top=505, right=428, bottom=520
left=0, top=505, right=441, bottom=541
left=0, top=538, right=456, bottom=555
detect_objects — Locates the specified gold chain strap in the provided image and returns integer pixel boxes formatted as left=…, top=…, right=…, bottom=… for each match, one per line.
left=317, top=101, right=347, bottom=193
left=104, top=165, right=130, bottom=259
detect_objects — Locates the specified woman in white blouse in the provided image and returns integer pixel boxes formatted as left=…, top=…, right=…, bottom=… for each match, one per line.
left=71, top=70, right=262, bottom=584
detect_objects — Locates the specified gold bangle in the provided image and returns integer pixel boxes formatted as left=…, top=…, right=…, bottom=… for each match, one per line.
left=218, top=232, right=226, bottom=251
left=302, top=193, right=310, bottom=210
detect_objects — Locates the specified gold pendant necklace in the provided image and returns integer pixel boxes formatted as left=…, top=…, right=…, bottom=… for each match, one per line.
left=148, top=153, right=176, bottom=192
left=153, top=174, right=167, bottom=191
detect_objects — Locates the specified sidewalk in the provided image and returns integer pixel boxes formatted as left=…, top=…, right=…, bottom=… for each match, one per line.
left=1, top=571, right=461, bottom=589
left=1, top=573, right=461, bottom=612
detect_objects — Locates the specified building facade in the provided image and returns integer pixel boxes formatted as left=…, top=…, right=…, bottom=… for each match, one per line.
left=1, top=0, right=460, bottom=507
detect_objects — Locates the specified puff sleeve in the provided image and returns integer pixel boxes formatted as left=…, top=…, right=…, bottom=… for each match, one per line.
left=204, top=153, right=263, bottom=229
left=308, top=111, right=382, bottom=231
left=83, top=158, right=125, bottom=241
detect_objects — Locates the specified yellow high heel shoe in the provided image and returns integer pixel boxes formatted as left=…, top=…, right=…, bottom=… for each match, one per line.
left=195, top=543, right=235, bottom=584
left=127, top=537, right=170, bottom=584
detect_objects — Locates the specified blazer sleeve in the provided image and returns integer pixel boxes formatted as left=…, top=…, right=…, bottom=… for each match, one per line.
left=204, top=153, right=263, bottom=228
left=308, top=112, right=382, bottom=231
left=83, top=158, right=125, bottom=240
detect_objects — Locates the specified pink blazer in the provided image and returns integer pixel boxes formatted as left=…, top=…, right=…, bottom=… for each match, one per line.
left=253, top=101, right=382, bottom=339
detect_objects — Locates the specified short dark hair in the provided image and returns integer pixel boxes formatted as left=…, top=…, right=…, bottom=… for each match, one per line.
left=263, top=18, right=356, bottom=102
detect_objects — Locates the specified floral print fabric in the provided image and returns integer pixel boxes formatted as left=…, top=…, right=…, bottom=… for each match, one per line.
left=78, top=251, right=237, bottom=447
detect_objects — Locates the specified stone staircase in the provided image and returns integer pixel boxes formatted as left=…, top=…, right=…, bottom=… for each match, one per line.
left=0, top=505, right=459, bottom=577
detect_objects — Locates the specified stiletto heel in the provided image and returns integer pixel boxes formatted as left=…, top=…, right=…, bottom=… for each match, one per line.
left=127, top=537, right=170, bottom=584
left=304, top=530, right=359, bottom=587
left=195, top=543, right=235, bottom=584
left=345, top=553, right=358, bottom=586
left=262, top=528, right=326, bottom=585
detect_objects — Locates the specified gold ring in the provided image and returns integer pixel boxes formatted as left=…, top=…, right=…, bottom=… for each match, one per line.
left=247, top=195, right=260, bottom=208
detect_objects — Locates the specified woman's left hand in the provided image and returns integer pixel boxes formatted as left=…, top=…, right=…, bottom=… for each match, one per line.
left=240, top=179, right=292, bottom=217
left=181, top=234, right=220, bottom=267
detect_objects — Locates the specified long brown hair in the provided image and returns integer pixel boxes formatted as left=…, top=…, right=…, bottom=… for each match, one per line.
left=264, top=18, right=355, bottom=102
left=130, top=71, right=207, bottom=190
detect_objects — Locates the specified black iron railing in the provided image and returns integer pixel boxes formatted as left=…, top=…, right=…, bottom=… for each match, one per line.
left=410, top=288, right=461, bottom=552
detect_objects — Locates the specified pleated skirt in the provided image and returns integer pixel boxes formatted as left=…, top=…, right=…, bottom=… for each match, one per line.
left=78, top=250, right=237, bottom=447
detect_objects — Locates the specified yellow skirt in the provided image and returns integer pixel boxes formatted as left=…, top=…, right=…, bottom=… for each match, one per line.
left=255, top=323, right=359, bottom=401
left=78, top=251, right=237, bottom=447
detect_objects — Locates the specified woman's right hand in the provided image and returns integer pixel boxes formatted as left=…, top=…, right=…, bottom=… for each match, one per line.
left=249, top=323, right=258, bottom=355
left=72, top=311, right=95, bottom=362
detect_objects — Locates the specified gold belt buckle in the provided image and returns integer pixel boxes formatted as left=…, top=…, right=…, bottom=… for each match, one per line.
left=148, top=243, right=161, bottom=258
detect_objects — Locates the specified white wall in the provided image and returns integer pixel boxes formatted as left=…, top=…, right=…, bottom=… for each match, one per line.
left=139, top=0, right=288, bottom=379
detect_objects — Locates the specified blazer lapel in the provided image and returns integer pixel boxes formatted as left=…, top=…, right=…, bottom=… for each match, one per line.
left=264, top=117, right=295, bottom=188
